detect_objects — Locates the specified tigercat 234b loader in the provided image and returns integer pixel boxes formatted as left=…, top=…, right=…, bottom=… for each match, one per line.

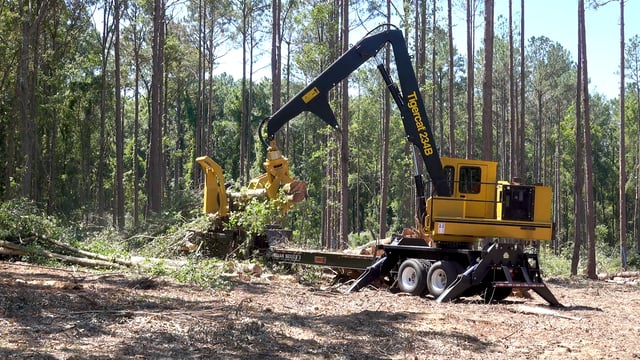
left=199, top=24, right=561, bottom=306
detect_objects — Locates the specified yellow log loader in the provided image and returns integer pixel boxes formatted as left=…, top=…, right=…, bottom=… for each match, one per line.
left=199, top=24, right=561, bottom=306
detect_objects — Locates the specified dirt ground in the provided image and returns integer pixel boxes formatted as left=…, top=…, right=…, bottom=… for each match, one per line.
left=1, top=261, right=639, bottom=360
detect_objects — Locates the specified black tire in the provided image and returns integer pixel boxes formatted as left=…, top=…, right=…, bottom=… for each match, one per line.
left=397, top=259, right=428, bottom=295
left=427, top=261, right=460, bottom=297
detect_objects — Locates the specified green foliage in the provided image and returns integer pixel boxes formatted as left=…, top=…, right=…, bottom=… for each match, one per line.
left=627, top=252, right=640, bottom=269
left=348, top=231, right=374, bottom=248
left=81, top=228, right=129, bottom=258
left=539, top=246, right=573, bottom=277
left=156, top=258, right=233, bottom=290
left=226, top=196, right=283, bottom=236
left=298, top=265, right=324, bottom=285
left=0, top=199, right=67, bottom=241
left=133, top=213, right=218, bottom=258
left=540, top=241, right=639, bottom=277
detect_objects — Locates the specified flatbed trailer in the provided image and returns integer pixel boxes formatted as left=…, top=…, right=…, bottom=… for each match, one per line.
left=264, top=234, right=562, bottom=307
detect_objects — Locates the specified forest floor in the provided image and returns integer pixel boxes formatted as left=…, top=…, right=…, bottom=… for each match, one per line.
left=1, top=261, right=640, bottom=360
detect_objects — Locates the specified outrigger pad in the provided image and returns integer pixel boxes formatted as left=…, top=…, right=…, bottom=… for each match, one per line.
left=532, top=286, right=563, bottom=307
left=346, top=256, right=390, bottom=293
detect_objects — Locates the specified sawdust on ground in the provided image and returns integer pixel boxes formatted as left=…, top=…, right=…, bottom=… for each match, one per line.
left=1, top=261, right=639, bottom=359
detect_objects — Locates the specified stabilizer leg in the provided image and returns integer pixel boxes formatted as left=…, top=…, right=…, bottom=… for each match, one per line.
left=532, top=286, right=563, bottom=307
left=347, top=256, right=393, bottom=293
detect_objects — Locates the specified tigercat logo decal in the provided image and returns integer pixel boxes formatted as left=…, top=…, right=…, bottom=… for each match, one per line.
left=302, top=87, right=320, bottom=103
left=407, top=91, right=434, bottom=156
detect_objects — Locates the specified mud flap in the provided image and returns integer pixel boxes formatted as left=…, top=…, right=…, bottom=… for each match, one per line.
left=346, top=255, right=394, bottom=293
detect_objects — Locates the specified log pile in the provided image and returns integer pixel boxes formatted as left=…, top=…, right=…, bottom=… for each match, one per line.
left=598, top=271, right=640, bottom=286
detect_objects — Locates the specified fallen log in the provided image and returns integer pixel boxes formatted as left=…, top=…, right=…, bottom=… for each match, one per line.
left=0, top=240, right=126, bottom=269
left=615, top=271, right=640, bottom=278
left=39, top=236, right=139, bottom=267
left=514, top=305, right=583, bottom=321
left=0, top=247, right=26, bottom=256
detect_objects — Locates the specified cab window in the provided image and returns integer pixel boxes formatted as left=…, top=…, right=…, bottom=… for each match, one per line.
left=459, top=166, right=481, bottom=194
left=444, top=166, right=455, bottom=194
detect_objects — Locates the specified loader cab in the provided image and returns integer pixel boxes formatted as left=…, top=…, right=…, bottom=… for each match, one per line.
left=440, top=157, right=498, bottom=219
left=423, top=157, right=500, bottom=243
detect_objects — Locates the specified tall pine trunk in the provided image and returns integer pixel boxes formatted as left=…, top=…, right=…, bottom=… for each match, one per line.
left=519, top=0, right=525, bottom=176
left=114, top=0, right=125, bottom=230
left=149, top=0, right=164, bottom=213
left=481, top=0, right=494, bottom=161
left=431, top=0, right=437, bottom=140
left=379, top=1, right=391, bottom=239
left=132, top=5, right=141, bottom=227
left=466, top=0, right=475, bottom=158
left=447, top=0, right=455, bottom=157
left=240, top=0, right=248, bottom=183
left=619, top=0, right=627, bottom=270
left=508, top=0, right=516, bottom=177
left=97, top=0, right=110, bottom=213
left=571, top=7, right=585, bottom=276
left=339, top=0, right=349, bottom=247
left=271, top=0, right=281, bottom=113
left=578, top=0, right=597, bottom=279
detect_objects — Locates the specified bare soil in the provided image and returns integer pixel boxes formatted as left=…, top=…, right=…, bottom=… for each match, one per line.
left=1, top=261, right=640, bottom=360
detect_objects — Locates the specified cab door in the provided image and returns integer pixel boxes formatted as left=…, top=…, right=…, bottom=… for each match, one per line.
left=441, top=158, right=497, bottom=219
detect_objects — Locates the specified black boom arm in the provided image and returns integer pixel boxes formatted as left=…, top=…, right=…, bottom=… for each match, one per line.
left=264, top=24, right=451, bottom=197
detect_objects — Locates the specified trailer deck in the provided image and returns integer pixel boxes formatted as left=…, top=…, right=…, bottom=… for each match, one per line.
left=266, top=247, right=375, bottom=270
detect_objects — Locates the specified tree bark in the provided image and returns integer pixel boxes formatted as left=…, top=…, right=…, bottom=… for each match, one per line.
left=97, top=0, right=112, bottom=213
left=466, top=0, right=475, bottom=158
left=271, top=0, right=281, bottom=113
left=379, top=1, right=391, bottom=239
left=447, top=0, right=455, bottom=157
left=519, top=0, right=525, bottom=176
left=132, top=4, right=141, bottom=227
left=431, top=0, right=437, bottom=140
left=571, top=8, right=585, bottom=276
left=16, top=0, right=47, bottom=201
left=339, top=0, right=349, bottom=247
left=619, top=0, right=627, bottom=270
left=149, top=0, right=165, bottom=213
left=508, top=0, right=516, bottom=178
left=114, top=0, right=125, bottom=230
left=193, top=0, right=204, bottom=190
left=579, top=0, right=597, bottom=279
left=481, top=0, right=494, bottom=161
left=240, top=1, right=247, bottom=183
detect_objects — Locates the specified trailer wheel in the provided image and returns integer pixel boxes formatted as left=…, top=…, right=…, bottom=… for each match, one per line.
left=427, top=261, right=459, bottom=297
left=397, top=259, right=427, bottom=295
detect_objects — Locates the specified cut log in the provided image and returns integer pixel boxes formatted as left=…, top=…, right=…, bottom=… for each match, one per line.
left=0, top=240, right=125, bottom=269
left=39, top=236, right=139, bottom=267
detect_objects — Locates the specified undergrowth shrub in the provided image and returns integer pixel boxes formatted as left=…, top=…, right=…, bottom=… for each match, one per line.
left=0, top=198, right=68, bottom=241
left=540, top=242, right=638, bottom=277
